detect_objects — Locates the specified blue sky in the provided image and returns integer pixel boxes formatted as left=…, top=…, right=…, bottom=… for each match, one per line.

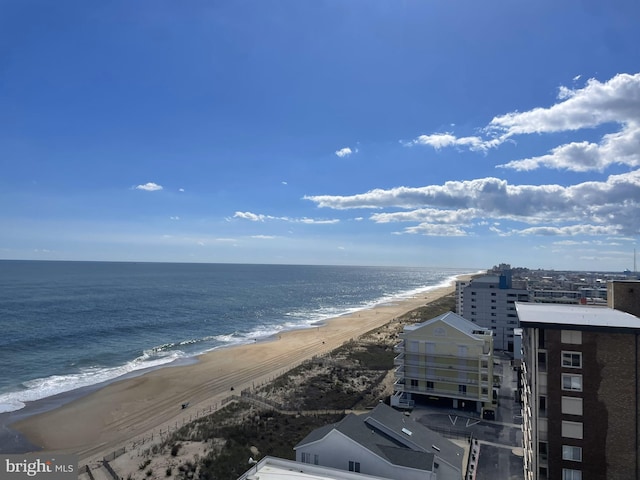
left=2, top=1, right=640, bottom=270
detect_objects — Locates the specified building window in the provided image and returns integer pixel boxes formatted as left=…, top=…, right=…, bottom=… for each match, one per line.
left=539, top=441, right=548, bottom=461
left=561, top=330, right=582, bottom=345
left=538, top=351, right=547, bottom=372
left=539, top=396, right=547, bottom=416
left=348, top=461, right=361, bottom=472
left=410, top=379, right=419, bottom=388
left=301, top=452, right=312, bottom=463
left=314, top=455, right=319, bottom=465
left=562, top=421, right=583, bottom=439
left=562, top=445, right=582, bottom=462
left=562, top=468, right=582, bottom=480
left=538, top=329, right=546, bottom=349
left=562, top=352, right=582, bottom=368
left=459, top=385, right=467, bottom=395
left=562, top=396, right=583, bottom=416
left=562, top=374, right=582, bottom=391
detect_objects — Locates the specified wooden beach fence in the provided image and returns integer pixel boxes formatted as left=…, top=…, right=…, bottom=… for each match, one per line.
left=94, top=355, right=322, bottom=466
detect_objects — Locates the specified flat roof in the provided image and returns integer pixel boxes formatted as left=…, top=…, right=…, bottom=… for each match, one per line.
left=515, top=302, right=640, bottom=329
left=238, top=456, right=392, bottom=479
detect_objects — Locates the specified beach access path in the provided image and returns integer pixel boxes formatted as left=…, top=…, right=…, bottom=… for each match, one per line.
left=11, top=279, right=462, bottom=467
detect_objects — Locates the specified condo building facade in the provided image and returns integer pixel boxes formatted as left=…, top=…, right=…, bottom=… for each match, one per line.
left=391, top=311, right=495, bottom=417
left=456, top=271, right=529, bottom=351
left=517, top=302, right=640, bottom=480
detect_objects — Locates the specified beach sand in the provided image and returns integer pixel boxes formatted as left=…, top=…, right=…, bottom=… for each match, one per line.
left=10, top=279, right=461, bottom=465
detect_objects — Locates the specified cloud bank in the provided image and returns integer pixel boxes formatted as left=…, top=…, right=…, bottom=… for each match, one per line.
left=305, top=170, right=640, bottom=237
left=304, top=72, right=639, bottom=238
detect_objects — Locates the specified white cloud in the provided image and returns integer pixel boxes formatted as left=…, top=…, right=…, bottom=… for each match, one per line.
left=370, top=208, right=479, bottom=225
left=498, top=124, right=640, bottom=172
left=488, top=73, right=640, bottom=136
left=335, top=147, right=353, bottom=157
left=178, top=188, right=185, bottom=192
left=403, top=224, right=468, bottom=236
left=510, top=225, right=619, bottom=236
left=405, top=133, right=500, bottom=152
left=406, top=73, right=640, bottom=173
left=234, top=211, right=269, bottom=222
left=252, top=235, right=276, bottom=239
left=170, top=216, right=180, bottom=220
left=136, top=182, right=163, bottom=191
left=304, top=169, right=640, bottom=236
left=233, top=211, right=339, bottom=225
left=298, top=217, right=340, bottom=224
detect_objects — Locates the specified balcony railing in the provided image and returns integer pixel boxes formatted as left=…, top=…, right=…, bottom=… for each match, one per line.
left=393, top=380, right=489, bottom=402
left=395, top=369, right=484, bottom=386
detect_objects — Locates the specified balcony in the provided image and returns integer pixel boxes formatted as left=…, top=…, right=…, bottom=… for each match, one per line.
left=398, top=369, right=483, bottom=386
left=394, top=380, right=487, bottom=401
left=393, top=353, right=404, bottom=366
left=400, top=355, right=489, bottom=373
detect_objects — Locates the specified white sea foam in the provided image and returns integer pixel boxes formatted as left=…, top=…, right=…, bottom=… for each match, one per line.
left=0, top=350, right=185, bottom=413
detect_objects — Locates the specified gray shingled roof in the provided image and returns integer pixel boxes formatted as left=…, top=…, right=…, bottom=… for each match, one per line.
left=295, top=403, right=463, bottom=473
left=405, top=310, right=489, bottom=337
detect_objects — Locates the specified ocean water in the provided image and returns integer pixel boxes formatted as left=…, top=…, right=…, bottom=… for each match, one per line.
left=0, top=261, right=471, bottom=414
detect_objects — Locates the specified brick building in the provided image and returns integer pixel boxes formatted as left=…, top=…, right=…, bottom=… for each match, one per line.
left=517, top=302, right=640, bottom=480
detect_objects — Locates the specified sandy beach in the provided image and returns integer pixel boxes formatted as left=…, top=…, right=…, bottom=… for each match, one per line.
left=10, top=279, right=461, bottom=465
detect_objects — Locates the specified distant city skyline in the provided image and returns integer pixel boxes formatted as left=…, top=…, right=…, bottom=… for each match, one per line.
left=1, top=1, right=639, bottom=270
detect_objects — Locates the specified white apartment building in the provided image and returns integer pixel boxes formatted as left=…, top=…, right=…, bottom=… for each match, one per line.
left=457, top=271, right=528, bottom=351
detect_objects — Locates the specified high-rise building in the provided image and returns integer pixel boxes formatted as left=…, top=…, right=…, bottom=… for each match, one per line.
left=456, top=270, right=529, bottom=351
left=517, top=302, right=640, bottom=480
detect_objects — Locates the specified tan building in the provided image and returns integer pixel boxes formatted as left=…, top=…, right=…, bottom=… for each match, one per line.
left=607, top=279, right=640, bottom=316
left=391, top=312, right=495, bottom=417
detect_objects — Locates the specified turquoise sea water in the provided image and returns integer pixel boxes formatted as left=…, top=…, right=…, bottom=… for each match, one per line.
left=0, top=261, right=472, bottom=413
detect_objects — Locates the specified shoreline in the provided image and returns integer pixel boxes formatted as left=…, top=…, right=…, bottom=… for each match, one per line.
left=6, top=275, right=468, bottom=464
left=0, top=273, right=465, bottom=416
